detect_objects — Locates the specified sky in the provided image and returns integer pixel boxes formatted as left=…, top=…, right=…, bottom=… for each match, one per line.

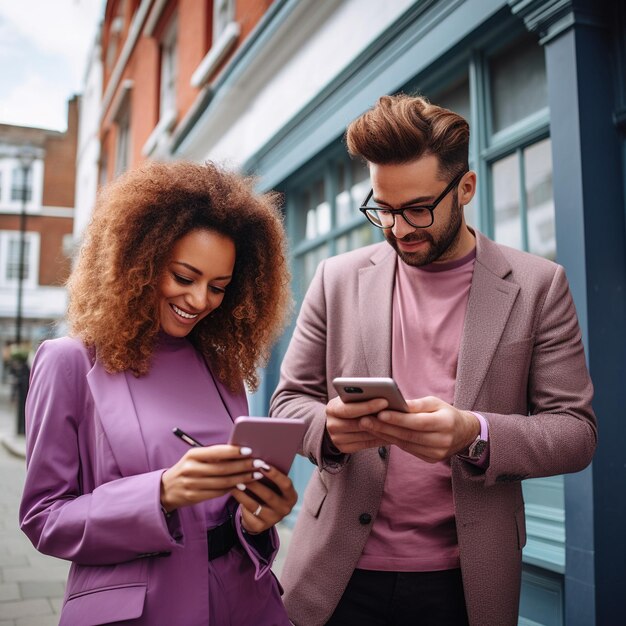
left=0, top=0, right=105, bottom=132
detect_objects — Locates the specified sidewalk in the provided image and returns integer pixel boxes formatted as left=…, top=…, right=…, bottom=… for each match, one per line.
left=0, top=382, right=292, bottom=624
left=0, top=382, right=69, bottom=625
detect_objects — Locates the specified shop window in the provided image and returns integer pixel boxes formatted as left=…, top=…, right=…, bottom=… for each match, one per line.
left=490, top=34, right=548, bottom=134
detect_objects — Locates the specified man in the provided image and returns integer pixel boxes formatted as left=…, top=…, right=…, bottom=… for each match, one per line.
left=270, top=94, right=596, bottom=626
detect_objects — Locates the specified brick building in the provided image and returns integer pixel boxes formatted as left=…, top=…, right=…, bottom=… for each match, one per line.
left=0, top=97, right=78, bottom=377
left=97, top=0, right=273, bottom=183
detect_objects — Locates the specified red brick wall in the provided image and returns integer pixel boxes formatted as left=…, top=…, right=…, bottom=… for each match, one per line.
left=42, top=97, right=78, bottom=208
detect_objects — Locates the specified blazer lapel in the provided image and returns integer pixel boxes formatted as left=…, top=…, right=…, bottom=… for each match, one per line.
left=87, top=362, right=151, bottom=477
left=454, top=232, right=520, bottom=409
left=358, top=244, right=397, bottom=376
left=208, top=365, right=249, bottom=421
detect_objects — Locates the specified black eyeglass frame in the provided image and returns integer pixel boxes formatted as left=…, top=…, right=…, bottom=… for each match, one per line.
left=358, top=169, right=468, bottom=229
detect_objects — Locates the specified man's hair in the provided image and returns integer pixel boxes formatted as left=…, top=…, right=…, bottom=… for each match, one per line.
left=67, top=160, right=291, bottom=391
left=346, top=93, right=469, bottom=179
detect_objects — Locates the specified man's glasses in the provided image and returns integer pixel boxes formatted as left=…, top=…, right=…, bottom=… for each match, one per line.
left=359, top=170, right=467, bottom=229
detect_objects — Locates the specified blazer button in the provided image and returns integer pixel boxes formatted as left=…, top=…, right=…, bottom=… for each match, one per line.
left=378, top=446, right=387, bottom=459
left=359, top=513, right=372, bottom=525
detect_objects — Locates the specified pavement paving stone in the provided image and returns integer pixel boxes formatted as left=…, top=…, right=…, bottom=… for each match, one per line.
left=18, top=583, right=64, bottom=601
left=0, top=599, right=51, bottom=620
left=0, top=584, right=19, bottom=602
left=15, top=617, right=60, bottom=626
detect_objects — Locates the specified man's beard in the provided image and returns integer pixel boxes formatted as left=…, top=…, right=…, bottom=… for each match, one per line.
left=384, top=195, right=464, bottom=267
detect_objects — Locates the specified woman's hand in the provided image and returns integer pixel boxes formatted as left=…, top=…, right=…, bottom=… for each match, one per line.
left=231, top=466, right=297, bottom=534
left=160, top=444, right=264, bottom=512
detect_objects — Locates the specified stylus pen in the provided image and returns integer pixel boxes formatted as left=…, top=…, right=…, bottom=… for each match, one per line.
left=172, top=427, right=205, bottom=448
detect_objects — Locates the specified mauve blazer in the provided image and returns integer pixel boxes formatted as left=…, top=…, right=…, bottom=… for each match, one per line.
left=270, top=230, right=597, bottom=626
left=19, top=337, right=286, bottom=626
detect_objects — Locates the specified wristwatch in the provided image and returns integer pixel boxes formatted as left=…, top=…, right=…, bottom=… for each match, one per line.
left=463, top=412, right=489, bottom=460
left=467, top=434, right=488, bottom=459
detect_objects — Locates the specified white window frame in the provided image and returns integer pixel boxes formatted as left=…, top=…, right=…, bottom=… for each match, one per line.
left=190, top=1, right=239, bottom=88
left=0, top=230, right=40, bottom=289
left=214, top=0, right=235, bottom=42
left=160, top=17, right=178, bottom=123
left=0, top=158, right=42, bottom=213
left=114, top=96, right=132, bottom=177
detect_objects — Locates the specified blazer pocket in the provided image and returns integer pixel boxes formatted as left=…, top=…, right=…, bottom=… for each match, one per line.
left=62, top=583, right=147, bottom=625
left=515, top=506, right=527, bottom=550
left=303, top=474, right=328, bottom=518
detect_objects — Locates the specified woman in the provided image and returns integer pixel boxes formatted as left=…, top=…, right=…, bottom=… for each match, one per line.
left=19, top=161, right=295, bottom=625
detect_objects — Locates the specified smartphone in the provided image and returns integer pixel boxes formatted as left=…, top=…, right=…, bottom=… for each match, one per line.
left=228, top=416, right=307, bottom=475
left=332, top=377, right=410, bottom=412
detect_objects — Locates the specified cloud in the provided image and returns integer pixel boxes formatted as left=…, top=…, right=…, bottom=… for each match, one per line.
left=0, top=73, right=71, bottom=131
left=0, top=0, right=104, bottom=130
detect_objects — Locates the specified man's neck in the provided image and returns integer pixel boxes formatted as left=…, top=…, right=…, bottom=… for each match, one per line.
left=433, top=223, right=476, bottom=264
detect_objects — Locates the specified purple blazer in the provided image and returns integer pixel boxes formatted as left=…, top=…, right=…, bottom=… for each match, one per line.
left=19, top=337, right=290, bottom=626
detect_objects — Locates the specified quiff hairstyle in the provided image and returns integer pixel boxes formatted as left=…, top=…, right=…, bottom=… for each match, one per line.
left=346, top=93, right=469, bottom=179
left=67, top=160, right=291, bottom=391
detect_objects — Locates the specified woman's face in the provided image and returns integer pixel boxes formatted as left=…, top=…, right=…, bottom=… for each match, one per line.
left=157, top=228, right=236, bottom=338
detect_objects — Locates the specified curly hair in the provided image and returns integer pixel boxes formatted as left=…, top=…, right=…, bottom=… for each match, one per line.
left=67, top=160, right=292, bottom=391
left=346, top=93, right=469, bottom=179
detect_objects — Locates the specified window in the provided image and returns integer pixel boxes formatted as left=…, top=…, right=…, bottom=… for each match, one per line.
left=214, top=0, right=235, bottom=42
left=115, top=98, right=131, bottom=177
left=492, top=138, right=555, bottom=259
left=286, top=152, right=378, bottom=298
left=6, top=238, right=30, bottom=281
left=489, top=37, right=548, bottom=134
left=0, top=231, right=39, bottom=288
left=160, top=18, right=178, bottom=122
left=10, top=166, right=32, bottom=203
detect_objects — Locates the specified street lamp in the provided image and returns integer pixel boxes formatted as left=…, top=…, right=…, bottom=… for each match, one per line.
left=14, top=147, right=36, bottom=435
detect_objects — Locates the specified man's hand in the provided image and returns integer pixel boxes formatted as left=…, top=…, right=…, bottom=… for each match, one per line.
left=359, top=396, right=480, bottom=462
left=325, top=395, right=389, bottom=453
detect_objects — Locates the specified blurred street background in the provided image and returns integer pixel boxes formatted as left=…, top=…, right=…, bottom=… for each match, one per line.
left=0, top=381, right=68, bottom=626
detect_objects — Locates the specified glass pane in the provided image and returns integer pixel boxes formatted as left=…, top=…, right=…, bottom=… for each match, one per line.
left=337, top=159, right=369, bottom=227
left=11, top=167, right=32, bottom=202
left=490, top=35, right=548, bottom=133
left=303, top=178, right=330, bottom=240
left=492, top=152, right=522, bottom=250
left=301, top=243, right=330, bottom=294
left=335, top=223, right=375, bottom=256
left=525, top=138, right=556, bottom=260
left=434, top=75, right=470, bottom=124
left=6, top=239, right=29, bottom=280
left=464, top=194, right=477, bottom=229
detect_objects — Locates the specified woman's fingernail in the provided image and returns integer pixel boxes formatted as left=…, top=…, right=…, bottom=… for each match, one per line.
left=253, top=471, right=263, bottom=479
left=236, top=483, right=246, bottom=491
left=240, top=447, right=252, bottom=456
left=253, top=459, right=271, bottom=470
